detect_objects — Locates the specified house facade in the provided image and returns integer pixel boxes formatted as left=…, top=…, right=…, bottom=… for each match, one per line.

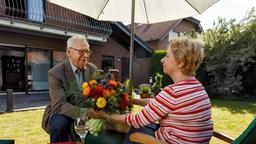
left=134, top=17, right=203, bottom=50
left=0, top=0, right=152, bottom=93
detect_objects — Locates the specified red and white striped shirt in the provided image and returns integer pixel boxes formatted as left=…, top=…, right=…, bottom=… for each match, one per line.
left=126, top=78, right=213, bottom=144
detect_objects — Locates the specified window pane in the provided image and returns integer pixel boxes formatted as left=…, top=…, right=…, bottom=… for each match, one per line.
left=0, top=49, right=24, bottom=91
left=27, top=48, right=50, bottom=91
left=27, top=0, right=44, bottom=22
left=53, top=50, right=67, bottom=66
left=101, top=55, right=114, bottom=72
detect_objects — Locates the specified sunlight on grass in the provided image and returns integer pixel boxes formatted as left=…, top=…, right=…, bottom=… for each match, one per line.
left=0, top=100, right=255, bottom=144
left=0, top=109, right=49, bottom=144
left=210, top=99, right=256, bottom=144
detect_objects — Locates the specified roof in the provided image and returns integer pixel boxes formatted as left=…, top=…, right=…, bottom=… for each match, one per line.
left=110, top=22, right=153, bottom=58
left=134, top=20, right=179, bottom=41
left=134, top=17, right=202, bottom=41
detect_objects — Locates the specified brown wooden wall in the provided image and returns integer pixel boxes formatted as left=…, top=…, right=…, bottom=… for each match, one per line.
left=0, top=0, right=5, bottom=16
left=0, top=31, right=66, bottom=50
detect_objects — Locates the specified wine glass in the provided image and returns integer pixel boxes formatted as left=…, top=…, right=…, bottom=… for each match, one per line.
left=74, top=117, right=89, bottom=144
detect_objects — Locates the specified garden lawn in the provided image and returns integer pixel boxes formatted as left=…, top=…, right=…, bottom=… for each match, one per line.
left=210, top=99, right=256, bottom=144
left=0, top=99, right=255, bottom=144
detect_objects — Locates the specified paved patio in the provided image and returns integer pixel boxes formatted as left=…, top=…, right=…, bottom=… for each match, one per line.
left=0, top=92, right=50, bottom=113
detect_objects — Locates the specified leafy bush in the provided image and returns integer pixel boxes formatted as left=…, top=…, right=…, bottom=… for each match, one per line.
left=149, top=50, right=173, bottom=87
left=138, top=83, right=151, bottom=94
left=196, top=8, right=256, bottom=99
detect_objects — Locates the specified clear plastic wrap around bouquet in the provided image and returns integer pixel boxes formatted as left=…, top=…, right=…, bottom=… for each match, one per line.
left=66, top=72, right=132, bottom=136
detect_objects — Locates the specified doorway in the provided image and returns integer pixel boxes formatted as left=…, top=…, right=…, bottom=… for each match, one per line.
left=121, top=57, right=129, bottom=82
left=1, top=56, right=25, bottom=91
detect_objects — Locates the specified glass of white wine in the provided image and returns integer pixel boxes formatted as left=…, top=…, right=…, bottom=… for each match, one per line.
left=74, top=117, right=89, bottom=144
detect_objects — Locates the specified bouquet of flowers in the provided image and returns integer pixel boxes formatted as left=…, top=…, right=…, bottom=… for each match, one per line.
left=66, top=72, right=132, bottom=136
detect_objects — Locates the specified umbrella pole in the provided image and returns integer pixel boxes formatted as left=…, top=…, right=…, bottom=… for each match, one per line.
left=129, top=0, right=135, bottom=95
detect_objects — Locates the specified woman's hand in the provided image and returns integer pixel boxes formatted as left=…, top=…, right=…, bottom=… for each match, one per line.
left=87, top=108, right=108, bottom=120
left=129, top=98, right=148, bottom=106
left=129, top=98, right=138, bottom=105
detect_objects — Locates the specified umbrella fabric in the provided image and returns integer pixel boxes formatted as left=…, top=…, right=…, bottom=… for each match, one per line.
left=48, top=0, right=218, bottom=24
left=48, top=0, right=219, bottom=93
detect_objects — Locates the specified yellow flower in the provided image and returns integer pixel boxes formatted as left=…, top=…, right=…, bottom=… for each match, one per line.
left=96, top=97, right=107, bottom=108
left=81, top=82, right=88, bottom=90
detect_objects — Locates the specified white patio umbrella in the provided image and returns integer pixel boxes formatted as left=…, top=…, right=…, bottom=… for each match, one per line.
left=48, top=0, right=219, bottom=93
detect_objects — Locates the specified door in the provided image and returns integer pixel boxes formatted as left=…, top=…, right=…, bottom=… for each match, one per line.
left=121, top=57, right=129, bottom=82
left=1, top=56, right=25, bottom=90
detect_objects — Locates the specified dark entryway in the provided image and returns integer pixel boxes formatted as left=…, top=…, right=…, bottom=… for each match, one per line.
left=121, top=57, right=129, bottom=82
left=1, top=56, right=25, bottom=91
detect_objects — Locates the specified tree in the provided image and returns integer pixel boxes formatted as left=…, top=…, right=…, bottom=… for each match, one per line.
left=197, top=7, right=256, bottom=99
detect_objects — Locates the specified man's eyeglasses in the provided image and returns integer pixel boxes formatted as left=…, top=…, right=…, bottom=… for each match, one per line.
left=70, top=47, right=91, bottom=56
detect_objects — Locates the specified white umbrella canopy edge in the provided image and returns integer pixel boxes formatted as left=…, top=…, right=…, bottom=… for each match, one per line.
left=48, top=0, right=219, bottom=24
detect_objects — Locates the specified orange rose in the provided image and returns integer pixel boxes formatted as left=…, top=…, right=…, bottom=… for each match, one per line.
left=108, top=80, right=118, bottom=87
left=103, top=89, right=111, bottom=97
left=89, top=80, right=96, bottom=86
left=83, top=87, right=90, bottom=97
left=110, top=89, right=116, bottom=95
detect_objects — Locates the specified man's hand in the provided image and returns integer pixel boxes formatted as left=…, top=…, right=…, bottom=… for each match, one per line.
left=87, top=108, right=108, bottom=120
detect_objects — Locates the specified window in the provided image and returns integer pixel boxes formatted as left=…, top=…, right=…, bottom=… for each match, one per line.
left=53, top=50, right=67, bottom=66
left=101, top=55, right=114, bottom=72
left=27, top=0, right=44, bottom=22
left=27, top=48, right=51, bottom=91
left=168, top=30, right=178, bottom=41
left=5, top=0, right=44, bottom=22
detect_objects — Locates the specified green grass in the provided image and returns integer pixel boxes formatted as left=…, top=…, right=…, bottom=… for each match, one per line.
left=210, top=99, right=256, bottom=144
left=0, top=109, right=49, bottom=144
left=0, top=99, right=255, bottom=144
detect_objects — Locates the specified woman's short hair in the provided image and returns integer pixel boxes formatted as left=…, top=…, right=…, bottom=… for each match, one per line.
left=66, top=35, right=90, bottom=49
left=169, top=36, right=204, bottom=76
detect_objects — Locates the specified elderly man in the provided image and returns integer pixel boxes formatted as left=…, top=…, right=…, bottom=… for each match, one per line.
left=42, top=35, right=126, bottom=144
left=42, top=35, right=98, bottom=142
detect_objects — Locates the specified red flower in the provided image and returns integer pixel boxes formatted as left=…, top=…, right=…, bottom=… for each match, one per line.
left=91, top=85, right=104, bottom=98
left=119, top=92, right=129, bottom=109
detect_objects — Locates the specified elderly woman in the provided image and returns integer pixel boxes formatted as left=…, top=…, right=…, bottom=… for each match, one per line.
left=88, top=36, right=213, bottom=144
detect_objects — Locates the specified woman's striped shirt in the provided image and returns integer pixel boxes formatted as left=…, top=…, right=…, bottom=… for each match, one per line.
left=126, top=78, right=213, bottom=144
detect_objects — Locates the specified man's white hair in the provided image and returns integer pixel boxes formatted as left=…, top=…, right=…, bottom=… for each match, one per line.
left=66, top=35, right=89, bottom=49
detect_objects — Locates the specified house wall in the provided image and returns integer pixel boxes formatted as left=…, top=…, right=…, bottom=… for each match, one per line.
left=0, top=31, right=66, bottom=49
left=147, top=40, right=159, bottom=50
left=159, top=36, right=170, bottom=50
left=90, top=37, right=149, bottom=86
left=0, top=30, right=148, bottom=91
left=174, top=20, right=195, bottom=33
left=133, top=57, right=151, bottom=86
left=0, top=0, right=5, bottom=16
left=89, top=37, right=129, bottom=81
